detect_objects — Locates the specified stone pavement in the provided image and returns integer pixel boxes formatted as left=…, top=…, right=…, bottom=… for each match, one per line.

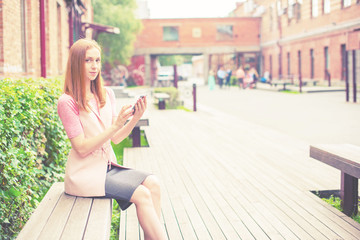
left=181, top=84, right=360, bottom=146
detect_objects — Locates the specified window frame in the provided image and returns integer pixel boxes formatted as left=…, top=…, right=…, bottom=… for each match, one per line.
left=216, top=24, right=234, bottom=41
left=162, top=26, right=179, bottom=42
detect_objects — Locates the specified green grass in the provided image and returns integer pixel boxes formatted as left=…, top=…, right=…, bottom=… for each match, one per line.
left=177, top=105, right=192, bottom=112
left=111, top=130, right=149, bottom=164
left=322, top=195, right=360, bottom=223
left=281, top=89, right=301, bottom=94
left=109, top=130, right=149, bottom=240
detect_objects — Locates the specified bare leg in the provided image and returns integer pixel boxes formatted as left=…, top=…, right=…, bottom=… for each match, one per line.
left=142, top=175, right=161, bottom=219
left=130, top=185, right=166, bottom=240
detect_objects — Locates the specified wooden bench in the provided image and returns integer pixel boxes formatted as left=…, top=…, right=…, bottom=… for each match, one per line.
left=310, top=144, right=360, bottom=216
left=131, top=118, right=149, bottom=147
left=17, top=182, right=112, bottom=240
left=271, top=80, right=293, bottom=91
left=301, top=80, right=320, bottom=86
left=154, top=93, right=170, bottom=110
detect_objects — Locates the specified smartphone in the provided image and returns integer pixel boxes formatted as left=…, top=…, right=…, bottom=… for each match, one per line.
left=132, top=95, right=145, bottom=114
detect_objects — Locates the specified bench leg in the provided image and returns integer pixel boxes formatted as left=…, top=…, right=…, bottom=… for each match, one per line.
left=158, top=100, right=165, bottom=110
left=341, top=172, right=358, bottom=216
left=132, top=127, right=141, bottom=147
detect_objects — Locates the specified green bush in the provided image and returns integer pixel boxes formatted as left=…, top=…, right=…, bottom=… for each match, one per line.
left=0, top=78, right=70, bottom=239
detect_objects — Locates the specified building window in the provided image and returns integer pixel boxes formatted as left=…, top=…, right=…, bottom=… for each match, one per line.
left=342, top=0, right=351, bottom=8
left=298, top=50, right=302, bottom=77
left=216, top=25, right=233, bottom=41
left=278, top=53, right=282, bottom=77
left=287, top=0, right=301, bottom=21
left=312, top=0, right=318, bottom=18
left=192, top=28, right=201, bottom=38
left=324, top=46, right=329, bottom=78
left=310, top=49, right=314, bottom=79
left=269, top=5, right=274, bottom=31
left=163, top=26, right=179, bottom=41
left=341, top=44, right=346, bottom=81
left=294, top=3, right=301, bottom=21
left=20, top=0, right=27, bottom=72
left=287, top=52, right=291, bottom=76
left=57, top=3, right=62, bottom=74
left=323, top=0, right=330, bottom=14
left=269, top=55, right=273, bottom=79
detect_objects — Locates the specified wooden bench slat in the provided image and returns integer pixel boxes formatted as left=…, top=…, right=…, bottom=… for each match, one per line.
left=83, top=198, right=112, bottom=240
left=16, top=182, right=64, bottom=240
left=119, top=208, right=127, bottom=240
left=38, top=193, right=76, bottom=240
left=60, top=197, right=93, bottom=240
left=310, top=144, right=360, bottom=178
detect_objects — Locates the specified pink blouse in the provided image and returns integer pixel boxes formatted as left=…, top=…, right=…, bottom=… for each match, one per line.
left=57, top=87, right=117, bottom=139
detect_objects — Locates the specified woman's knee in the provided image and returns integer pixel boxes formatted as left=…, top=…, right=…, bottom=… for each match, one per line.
left=143, top=175, right=161, bottom=197
left=131, top=185, right=152, bottom=205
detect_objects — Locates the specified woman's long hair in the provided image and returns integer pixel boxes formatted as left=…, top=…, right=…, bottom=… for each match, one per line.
left=64, top=38, right=106, bottom=111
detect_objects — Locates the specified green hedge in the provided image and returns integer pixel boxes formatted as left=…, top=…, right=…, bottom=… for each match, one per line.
left=0, top=78, right=70, bottom=239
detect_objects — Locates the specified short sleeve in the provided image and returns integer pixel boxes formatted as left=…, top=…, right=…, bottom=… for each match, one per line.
left=105, top=87, right=117, bottom=118
left=57, top=94, right=84, bottom=139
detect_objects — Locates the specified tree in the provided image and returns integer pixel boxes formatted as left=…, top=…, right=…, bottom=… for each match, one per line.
left=92, top=0, right=142, bottom=66
left=159, top=55, right=193, bottom=66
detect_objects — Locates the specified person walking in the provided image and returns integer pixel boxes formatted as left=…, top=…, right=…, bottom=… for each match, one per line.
left=225, top=67, right=232, bottom=88
left=57, top=38, right=166, bottom=240
left=235, top=65, right=245, bottom=89
left=217, top=65, right=226, bottom=89
left=208, top=69, right=216, bottom=90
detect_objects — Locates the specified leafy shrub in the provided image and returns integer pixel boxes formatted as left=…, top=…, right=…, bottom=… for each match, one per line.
left=0, top=78, right=70, bottom=239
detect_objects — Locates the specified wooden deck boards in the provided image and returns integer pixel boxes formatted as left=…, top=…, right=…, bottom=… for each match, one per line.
left=120, top=108, right=360, bottom=239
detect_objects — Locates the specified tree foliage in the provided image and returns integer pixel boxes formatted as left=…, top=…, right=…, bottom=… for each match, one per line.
left=158, top=55, right=193, bottom=66
left=92, top=0, right=142, bottom=66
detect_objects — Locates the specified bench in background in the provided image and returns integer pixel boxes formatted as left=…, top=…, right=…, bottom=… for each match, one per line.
left=154, top=93, right=170, bottom=110
left=271, top=80, right=293, bottom=91
left=310, top=144, right=360, bottom=216
left=17, top=182, right=112, bottom=240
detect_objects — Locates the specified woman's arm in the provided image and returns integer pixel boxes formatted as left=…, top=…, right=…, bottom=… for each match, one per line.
left=70, top=104, right=133, bottom=157
left=111, top=96, right=147, bottom=144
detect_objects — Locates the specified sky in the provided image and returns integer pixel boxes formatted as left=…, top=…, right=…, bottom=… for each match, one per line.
left=146, top=0, right=243, bottom=19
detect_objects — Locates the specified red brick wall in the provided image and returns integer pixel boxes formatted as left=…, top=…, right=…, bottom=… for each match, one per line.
left=135, top=17, right=261, bottom=49
left=260, top=0, right=360, bottom=83
left=2, top=0, right=23, bottom=75
left=0, top=0, right=3, bottom=72
left=0, top=0, right=93, bottom=79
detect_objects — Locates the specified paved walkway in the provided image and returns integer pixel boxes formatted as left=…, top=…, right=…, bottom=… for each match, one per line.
left=116, top=86, right=360, bottom=239
left=183, top=85, right=360, bottom=146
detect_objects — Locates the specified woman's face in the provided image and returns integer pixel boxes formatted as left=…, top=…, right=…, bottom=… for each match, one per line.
left=84, top=47, right=101, bottom=81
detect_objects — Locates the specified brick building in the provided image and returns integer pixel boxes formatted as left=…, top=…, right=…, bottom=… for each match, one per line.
left=132, top=17, right=261, bottom=85
left=0, top=0, right=117, bottom=79
left=232, top=0, right=360, bottom=84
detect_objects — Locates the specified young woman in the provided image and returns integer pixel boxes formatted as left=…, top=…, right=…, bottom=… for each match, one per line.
left=57, top=38, right=166, bottom=240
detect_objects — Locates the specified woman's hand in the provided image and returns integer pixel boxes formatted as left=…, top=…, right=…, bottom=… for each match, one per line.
left=114, top=105, right=133, bottom=129
left=133, top=96, right=147, bottom=119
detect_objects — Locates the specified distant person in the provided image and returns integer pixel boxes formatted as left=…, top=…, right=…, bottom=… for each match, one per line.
left=225, top=67, right=232, bottom=88
left=217, top=66, right=226, bottom=89
left=208, top=69, right=216, bottom=91
left=249, top=67, right=259, bottom=88
left=261, top=70, right=272, bottom=84
left=235, top=65, right=245, bottom=89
